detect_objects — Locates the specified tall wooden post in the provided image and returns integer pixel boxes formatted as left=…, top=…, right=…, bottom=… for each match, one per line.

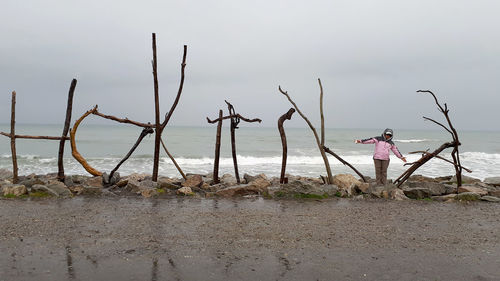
left=10, top=91, right=18, bottom=184
left=152, top=33, right=161, bottom=181
left=57, top=79, right=77, bottom=181
left=213, top=110, right=223, bottom=184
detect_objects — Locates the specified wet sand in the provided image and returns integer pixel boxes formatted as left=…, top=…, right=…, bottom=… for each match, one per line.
left=0, top=197, right=499, bottom=281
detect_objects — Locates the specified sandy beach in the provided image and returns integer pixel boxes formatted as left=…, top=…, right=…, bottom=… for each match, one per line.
left=1, top=197, right=499, bottom=281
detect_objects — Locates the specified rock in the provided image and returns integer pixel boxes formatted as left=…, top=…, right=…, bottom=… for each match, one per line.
left=408, top=175, right=438, bottom=182
left=70, top=175, right=90, bottom=185
left=141, top=188, right=159, bottom=198
left=182, top=175, right=203, bottom=188
left=126, top=173, right=149, bottom=182
left=0, top=169, right=13, bottom=180
left=157, top=177, right=181, bottom=189
left=279, top=180, right=330, bottom=196
left=369, top=184, right=397, bottom=199
left=480, top=196, right=500, bottom=202
left=243, top=173, right=267, bottom=183
left=403, top=187, right=432, bottom=199
left=177, top=186, right=194, bottom=196
left=451, top=175, right=481, bottom=184
left=124, top=180, right=142, bottom=193
left=31, top=184, right=58, bottom=196
left=2, top=184, right=27, bottom=196
left=247, top=177, right=271, bottom=190
left=18, top=177, right=45, bottom=188
left=103, top=172, right=120, bottom=186
left=444, top=184, right=458, bottom=195
left=389, top=189, right=409, bottom=200
left=432, top=194, right=457, bottom=202
left=221, top=174, right=237, bottom=186
left=488, top=189, right=500, bottom=198
left=85, top=176, right=104, bottom=188
left=456, top=192, right=480, bottom=201
left=80, top=186, right=103, bottom=196
left=408, top=181, right=447, bottom=196
left=46, top=180, right=72, bottom=196
left=116, top=179, right=128, bottom=188
left=332, top=174, right=368, bottom=197
left=484, top=177, right=500, bottom=186
left=458, top=185, right=488, bottom=196
left=215, top=184, right=263, bottom=197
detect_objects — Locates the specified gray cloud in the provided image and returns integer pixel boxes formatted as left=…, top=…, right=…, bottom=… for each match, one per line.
left=1, top=0, right=499, bottom=131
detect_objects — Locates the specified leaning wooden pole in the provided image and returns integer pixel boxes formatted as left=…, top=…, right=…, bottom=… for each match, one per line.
left=213, top=110, right=223, bottom=184
left=152, top=33, right=161, bottom=182
left=10, top=91, right=18, bottom=184
left=278, top=108, right=295, bottom=184
left=319, top=79, right=325, bottom=146
left=160, top=137, right=187, bottom=180
left=57, top=79, right=77, bottom=181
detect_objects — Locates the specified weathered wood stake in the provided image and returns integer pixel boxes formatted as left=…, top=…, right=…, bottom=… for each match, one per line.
left=278, top=108, right=295, bottom=184
left=10, top=91, right=18, bottom=183
left=160, top=137, right=187, bottom=180
left=152, top=33, right=161, bottom=182
left=213, top=110, right=223, bottom=184
left=226, top=101, right=241, bottom=183
left=57, top=79, right=77, bottom=181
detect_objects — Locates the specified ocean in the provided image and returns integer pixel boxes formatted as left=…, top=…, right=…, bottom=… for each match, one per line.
left=1, top=124, right=499, bottom=180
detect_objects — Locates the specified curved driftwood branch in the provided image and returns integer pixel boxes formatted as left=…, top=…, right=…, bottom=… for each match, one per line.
left=70, top=106, right=102, bottom=176
left=278, top=108, right=295, bottom=184
left=160, top=45, right=188, bottom=132
left=278, top=85, right=333, bottom=184
left=319, top=79, right=325, bottom=146
left=92, top=110, right=153, bottom=128
left=160, top=137, right=187, bottom=180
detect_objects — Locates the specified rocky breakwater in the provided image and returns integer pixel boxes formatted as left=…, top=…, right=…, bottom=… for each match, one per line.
left=1, top=168, right=499, bottom=203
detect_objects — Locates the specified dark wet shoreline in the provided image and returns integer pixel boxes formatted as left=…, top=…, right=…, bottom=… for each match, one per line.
left=1, top=197, right=499, bottom=280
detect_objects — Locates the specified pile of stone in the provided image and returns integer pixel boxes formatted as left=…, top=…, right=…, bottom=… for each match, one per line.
left=1, top=168, right=499, bottom=203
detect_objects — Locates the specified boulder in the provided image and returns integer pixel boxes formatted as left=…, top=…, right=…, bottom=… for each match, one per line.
left=243, top=173, right=267, bottom=183
left=332, top=174, right=368, bottom=197
left=18, top=177, right=46, bottom=188
left=141, top=188, right=159, bottom=198
left=488, top=190, right=500, bottom=198
left=182, top=175, right=203, bottom=188
left=116, top=179, right=129, bottom=188
left=246, top=177, right=271, bottom=190
left=456, top=192, right=480, bottom=201
left=85, top=176, right=104, bottom=188
left=177, top=186, right=194, bottom=196
left=408, top=181, right=447, bottom=196
left=2, top=184, right=27, bottom=196
left=484, top=177, right=500, bottom=187
left=46, top=180, right=72, bottom=196
left=278, top=180, right=336, bottom=197
left=451, top=175, right=481, bottom=184
left=369, top=184, right=397, bottom=199
left=444, top=184, right=458, bottom=195
left=432, top=194, right=457, bottom=202
left=215, top=184, right=263, bottom=197
left=0, top=169, right=13, bottom=180
left=408, top=175, right=438, bottom=182
left=403, top=187, right=432, bottom=199
left=221, top=174, right=237, bottom=186
left=31, top=184, right=58, bottom=196
left=389, top=188, right=409, bottom=201
left=103, top=172, right=120, bottom=186
left=157, top=177, right=181, bottom=190
left=480, top=196, right=500, bottom=202
left=124, top=180, right=142, bottom=193
left=458, top=185, right=488, bottom=196
left=126, top=173, right=149, bottom=182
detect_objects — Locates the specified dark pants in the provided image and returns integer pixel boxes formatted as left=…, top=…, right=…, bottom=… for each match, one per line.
left=374, top=159, right=390, bottom=185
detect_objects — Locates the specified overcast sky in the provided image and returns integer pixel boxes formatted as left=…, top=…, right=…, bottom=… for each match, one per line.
left=1, top=0, right=499, bottom=131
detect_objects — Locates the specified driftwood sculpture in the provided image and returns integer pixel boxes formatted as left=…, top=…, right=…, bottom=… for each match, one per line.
left=207, top=102, right=261, bottom=184
left=151, top=32, right=188, bottom=182
left=1, top=80, right=77, bottom=183
left=395, top=90, right=464, bottom=188
left=278, top=80, right=334, bottom=184
left=278, top=108, right=295, bottom=184
left=70, top=106, right=102, bottom=176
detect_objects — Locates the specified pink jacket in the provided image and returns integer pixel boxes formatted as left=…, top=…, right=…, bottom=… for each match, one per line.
left=361, top=136, right=403, bottom=161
